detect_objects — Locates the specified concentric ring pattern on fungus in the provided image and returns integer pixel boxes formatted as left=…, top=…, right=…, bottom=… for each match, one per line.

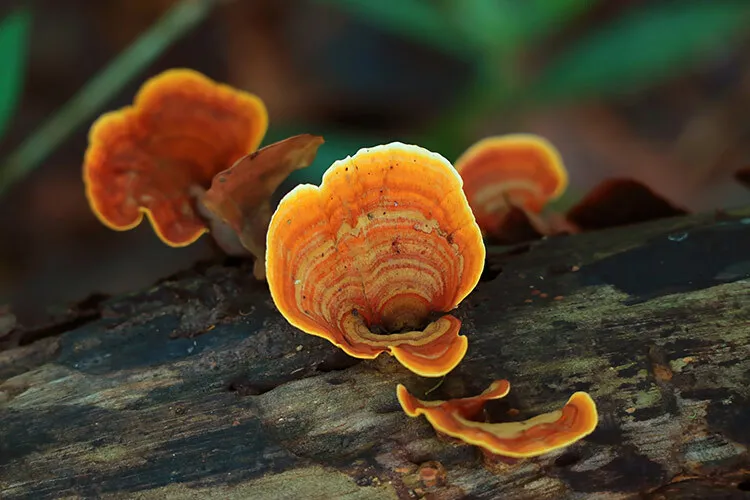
left=397, top=381, right=598, bottom=458
left=83, top=68, right=268, bottom=246
left=266, top=143, right=485, bottom=377
left=455, top=134, right=568, bottom=237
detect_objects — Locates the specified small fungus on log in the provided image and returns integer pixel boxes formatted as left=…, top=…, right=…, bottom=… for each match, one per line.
left=397, top=380, right=598, bottom=458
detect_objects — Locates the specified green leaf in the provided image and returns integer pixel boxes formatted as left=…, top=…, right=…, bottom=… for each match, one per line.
left=450, top=0, right=515, bottom=53
left=509, top=0, right=597, bottom=48
left=532, top=2, right=750, bottom=101
left=0, top=8, right=31, bottom=141
left=451, top=0, right=596, bottom=54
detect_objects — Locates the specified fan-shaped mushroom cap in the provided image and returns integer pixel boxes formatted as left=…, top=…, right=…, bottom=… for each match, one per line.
left=266, top=143, right=485, bottom=377
left=397, top=381, right=597, bottom=458
left=455, top=134, right=567, bottom=238
left=201, top=134, right=324, bottom=279
left=83, top=68, right=268, bottom=246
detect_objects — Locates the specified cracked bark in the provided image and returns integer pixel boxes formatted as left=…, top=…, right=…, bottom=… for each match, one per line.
left=1, top=207, right=749, bottom=500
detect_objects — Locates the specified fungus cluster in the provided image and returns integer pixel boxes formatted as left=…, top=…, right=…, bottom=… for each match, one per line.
left=266, top=143, right=485, bottom=377
left=263, top=140, right=597, bottom=458
left=82, top=70, right=602, bottom=464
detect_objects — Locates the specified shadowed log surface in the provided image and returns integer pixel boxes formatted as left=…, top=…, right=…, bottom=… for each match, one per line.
left=1, top=207, right=750, bottom=500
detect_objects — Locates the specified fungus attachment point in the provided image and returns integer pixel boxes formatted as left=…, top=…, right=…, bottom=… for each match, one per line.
left=397, top=381, right=598, bottom=458
left=266, top=143, right=485, bottom=377
left=566, top=178, right=688, bottom=231
left=201, top=134, right=325, bottom=280
left=455, top=135, right=568, bottom=243
left=490, top=205, right=549, bottom=244
left=83, top=68, right=268, bottom=246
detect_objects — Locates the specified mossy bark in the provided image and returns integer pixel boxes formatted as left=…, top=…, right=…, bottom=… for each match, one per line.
left=1, top=207, right=749, bottom=500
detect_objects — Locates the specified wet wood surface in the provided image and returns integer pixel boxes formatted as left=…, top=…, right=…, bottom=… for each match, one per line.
left=1, top=207, right=749, bottom=499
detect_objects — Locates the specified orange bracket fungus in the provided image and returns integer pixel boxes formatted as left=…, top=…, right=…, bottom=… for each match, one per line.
left=83, top=68, right=268, bottom=247
left=454, top=134, right=568, bottom=243
left=397, top=381, right=598, bottom=458
left=566, top=178, right=688, bottom=231
left=266, top=143, right=485, bottom=377
left=201, top=134, right=325, bottom=280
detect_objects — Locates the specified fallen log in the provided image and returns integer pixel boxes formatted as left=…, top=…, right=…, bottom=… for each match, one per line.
left=1, top=206, right=749, bottom=499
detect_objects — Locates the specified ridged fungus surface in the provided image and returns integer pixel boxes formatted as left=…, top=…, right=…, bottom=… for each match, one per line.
left=397, top=381, right=598, bottom=458
left=266, top=143, right=485, bottom=377
left=83, top=68, right=268, bottom=246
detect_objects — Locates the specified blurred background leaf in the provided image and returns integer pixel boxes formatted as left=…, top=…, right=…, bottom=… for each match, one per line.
left=0, top=8, right=31, bottom=142
left=451, top=0, right=596, bottom=55
left=532, top=2, right=750, bottom=101
left=313, top=0, right=475, bottom=58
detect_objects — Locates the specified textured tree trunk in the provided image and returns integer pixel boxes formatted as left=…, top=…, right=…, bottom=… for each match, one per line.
left=1, top=206, right=749, bottom=500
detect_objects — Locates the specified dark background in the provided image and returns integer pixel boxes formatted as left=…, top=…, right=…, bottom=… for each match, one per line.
left=0, top=0, right=749, bottom=322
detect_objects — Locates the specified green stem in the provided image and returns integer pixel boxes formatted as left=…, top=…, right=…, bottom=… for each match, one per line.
left=0, top=0, right=219, bottom=197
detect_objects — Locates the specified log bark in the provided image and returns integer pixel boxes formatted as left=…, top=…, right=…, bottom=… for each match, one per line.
left=1, top=207, right=749, bottom=500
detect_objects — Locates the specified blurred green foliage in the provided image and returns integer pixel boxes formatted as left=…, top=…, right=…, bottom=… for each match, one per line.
left=315, top=0, right=595, bottom=60
left=315, top=0, right=474, bottom=58
left=0, top=8, right=30, bottom=142
left=533, top=3, right=750, bottom=101
left=450, top=0, right=594, bottom=56
left=319, top=0, right=750, bottom=157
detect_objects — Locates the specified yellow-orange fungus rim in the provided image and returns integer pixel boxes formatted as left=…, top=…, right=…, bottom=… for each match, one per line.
left=397, top=381, right=598, bottom=458
left=265, top=142, right=485, bottom=377
left=83, top=68, right=268, bottom=247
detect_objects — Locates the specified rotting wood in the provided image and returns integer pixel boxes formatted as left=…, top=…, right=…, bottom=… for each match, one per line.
left=1, top=207, right=749, bottom=500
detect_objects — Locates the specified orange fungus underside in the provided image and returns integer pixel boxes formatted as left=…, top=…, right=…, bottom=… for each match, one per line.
left=83, top=68, right=269, bottom=246
left=455, top=134, right=568, bottom=237
left=201, top=134, right=324, bottom=280
left=266, top=142, right=486, bottom=377
left=397, top=381, right=598, bottom=458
